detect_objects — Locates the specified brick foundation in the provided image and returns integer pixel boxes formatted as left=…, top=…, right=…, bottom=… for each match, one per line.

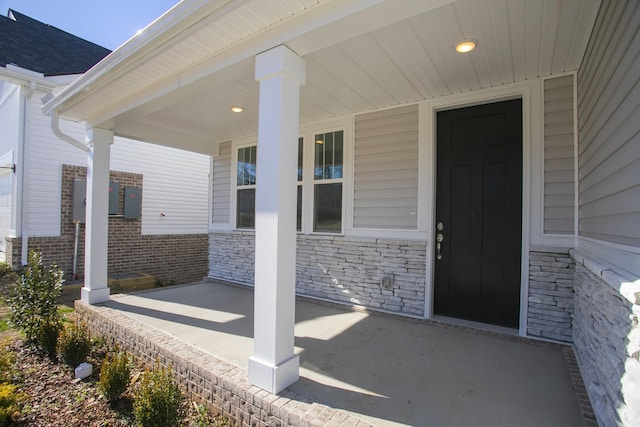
left=527, top=249, right=575, bottom=342
left=75, top=299, right=368, bottom=427
left=7, top=165, right=207, bottom=284
left=209, top=231, right=426, bottom=317
left=571, top=250, right=640, bottom=427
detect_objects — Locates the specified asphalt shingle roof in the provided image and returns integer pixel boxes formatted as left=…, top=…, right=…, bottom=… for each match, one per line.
left=0, top=9, right=111, bottom=76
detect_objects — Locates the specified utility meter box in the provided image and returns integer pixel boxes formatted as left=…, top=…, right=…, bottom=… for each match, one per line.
left=72, top=178, right=86, bottom=223
left=71, top=179, right=120, bottom=223
left=124, top=187, right=141, bottom=219
left=108, top=181, right=120, bottom=215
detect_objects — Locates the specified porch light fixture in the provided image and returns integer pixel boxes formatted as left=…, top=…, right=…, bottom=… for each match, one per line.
left=230, top=106, right=244, bottom=113
left=455, top=39, right=477, bottom=53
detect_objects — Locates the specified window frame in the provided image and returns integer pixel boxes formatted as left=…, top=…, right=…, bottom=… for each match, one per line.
left=230, top=137, right=258, bottom=231
left=228, top=119, right=352, bottom=235
left=299, top=121, right=351, bottom=236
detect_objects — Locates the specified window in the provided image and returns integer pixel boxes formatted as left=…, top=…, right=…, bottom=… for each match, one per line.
left=236, top=146, right=256, bottom=228
left=297, top=137, right=303, bottom=231
left=313, top=130, right=343, bottom=232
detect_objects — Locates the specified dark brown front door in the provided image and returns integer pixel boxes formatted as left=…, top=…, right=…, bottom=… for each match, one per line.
left=434, top=99, right=522, bottom=328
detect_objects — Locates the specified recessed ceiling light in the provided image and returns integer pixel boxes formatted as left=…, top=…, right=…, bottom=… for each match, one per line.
left=455, top=40, right=477, bottom=53
left=230, top=106, right=244, bottom=113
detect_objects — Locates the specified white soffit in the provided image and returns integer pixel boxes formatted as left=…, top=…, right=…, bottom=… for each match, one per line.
left=41, top=0, right=601, bottom=153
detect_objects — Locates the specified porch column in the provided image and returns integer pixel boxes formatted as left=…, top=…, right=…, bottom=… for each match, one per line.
left=80, top=127, right=113, bottom=304
left=248, top=45, right=305, bottom=394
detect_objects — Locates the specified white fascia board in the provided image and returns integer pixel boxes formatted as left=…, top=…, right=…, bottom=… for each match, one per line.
left=0, top=66, right=56, bottom=90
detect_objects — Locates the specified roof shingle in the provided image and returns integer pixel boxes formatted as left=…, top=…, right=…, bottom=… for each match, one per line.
left=0, top=9, right=111, bottom=76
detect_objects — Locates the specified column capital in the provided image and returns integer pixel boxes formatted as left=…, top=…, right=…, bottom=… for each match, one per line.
left=255, top=45, right=305, bottom=85
left=85, top=127, right=114, bottom=148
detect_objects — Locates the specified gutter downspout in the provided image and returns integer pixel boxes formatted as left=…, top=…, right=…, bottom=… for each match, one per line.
left=19, top=81, right=36, bottom=266
left=50, top=111, right=90, bottom=153
left=49, top=111, right=90, bottom=278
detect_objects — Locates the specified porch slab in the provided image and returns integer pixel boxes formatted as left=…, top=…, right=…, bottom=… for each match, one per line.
left=80, top=281, right=590, bottom=426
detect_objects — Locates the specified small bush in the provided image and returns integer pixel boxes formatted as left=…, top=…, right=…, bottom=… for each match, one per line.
left=0, top=337, right=15, bottom=384
left=134, top=364, right=184, bottom=427
left=98, top=348, right=131, bottom=402
left=58, top=322, right=92, bottom=368
left=0, top=263, right=18, bottom=299
left=0, top=383, right=22, bottom=426
left=35, top=321, right=61, bottom=359
left=6, top=251, right=63, bottom=355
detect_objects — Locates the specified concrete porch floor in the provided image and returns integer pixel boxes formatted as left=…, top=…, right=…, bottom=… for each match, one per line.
left=101, top=281, right=589, bottom=426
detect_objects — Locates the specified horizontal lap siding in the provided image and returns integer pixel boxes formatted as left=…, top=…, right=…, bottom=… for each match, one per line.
left=211, top=141, right=231, bottom=225
left=353, top=105, right=419, bottom=229
left=544, top=75, right=575, bottom=234
left=577, top=0, right=640, bottom=247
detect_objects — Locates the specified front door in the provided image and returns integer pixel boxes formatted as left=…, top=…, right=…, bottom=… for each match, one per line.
left=434, top=99, right=522, bottom=328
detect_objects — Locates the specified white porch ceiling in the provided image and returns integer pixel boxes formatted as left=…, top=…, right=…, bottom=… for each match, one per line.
left=45, top=0, right=601, bottom=154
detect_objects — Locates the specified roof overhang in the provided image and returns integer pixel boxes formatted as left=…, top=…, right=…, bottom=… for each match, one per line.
left=40, top=0, right=601, bottom=155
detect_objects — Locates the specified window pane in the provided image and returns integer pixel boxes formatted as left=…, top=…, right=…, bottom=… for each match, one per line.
left=314, top=135, right=324, bottom=179
left=237, top=146, right=256, bottom=186
left=297, top=137, right=303, bottom=182
left=314, top=183, right=342, bottom=232
left=297, top=185, right=302, bottom=231
left=237, top=188, right=255, bottom=229
left=314, top=131, right=343, bottom=180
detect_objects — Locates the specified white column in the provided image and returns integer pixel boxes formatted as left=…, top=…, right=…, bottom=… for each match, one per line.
left=81, top=128, right=113, bottom=304
left=248, top=45, right=305, bottom=394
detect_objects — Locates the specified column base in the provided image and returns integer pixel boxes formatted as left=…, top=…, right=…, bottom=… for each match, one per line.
left=81, top=286, right=110, bottom=304
left=248, top=354, right=299, bottom=394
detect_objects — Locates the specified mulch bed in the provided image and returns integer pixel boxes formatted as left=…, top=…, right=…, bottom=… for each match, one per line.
left=11, top=341, right=136, bottom=426
left=9, top=339, right=219, bottom=426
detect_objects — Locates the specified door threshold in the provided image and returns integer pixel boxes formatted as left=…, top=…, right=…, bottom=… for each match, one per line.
left=431, top=315, right=519, bottom=337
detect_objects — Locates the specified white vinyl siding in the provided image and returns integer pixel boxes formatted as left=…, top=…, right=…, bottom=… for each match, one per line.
left=353, top=104, right=419, bottom=230
left=25, top=91, right=210, bottom=237
left=577, top=0, right=640, bottom=247
left=211, top=141, right=231, bottom=225
left=543, top=75, right=575, bottom=234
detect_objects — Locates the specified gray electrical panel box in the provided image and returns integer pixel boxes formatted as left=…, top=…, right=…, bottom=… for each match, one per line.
left=72, top=178, right=86, bottom=223
left=108, top=181, right=119, bottom=215
left=71, top=179, right=120, bottom=223
left=124, top=187, right=142, bottom=219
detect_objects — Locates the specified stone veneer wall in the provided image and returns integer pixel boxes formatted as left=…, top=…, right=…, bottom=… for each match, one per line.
left=209, top=231, right=427, bottom=317
left=571, top=249, right=640, bottom=427
left=7, top=165, right=208, bottom=285
left=527, top=249, right=575, bottom=342
left=75, top=300, right=366, bottom=426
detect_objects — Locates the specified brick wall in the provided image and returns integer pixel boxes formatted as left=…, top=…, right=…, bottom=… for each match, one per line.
left=209, top=231, right=427, bottom=317
left=75, top=300, right=367, bottom=426
left=7, top=165, right=208, bottom=284
left=571, top=250, right=640, bottom=427
left=527, top=249, right=575, bottom=342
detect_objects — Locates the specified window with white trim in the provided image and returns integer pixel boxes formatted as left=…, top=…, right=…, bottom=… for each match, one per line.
left=297, top=137, right=303, bottom=231
left=313, top=130, right=343, bottom=233
left=236, top=145, right=256, bottom=229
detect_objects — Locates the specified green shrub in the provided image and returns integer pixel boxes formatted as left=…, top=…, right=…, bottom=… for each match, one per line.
left=0, top=383, right=22, bottom=426
left=99, top=348, right=131, bottom=402
left=35, top=321, right=61, bottom=359
left=58, top=321, right=92, bottom=368
left=0, top=337, right=15, bottom=384
left=6, top=251, right=63, bottom=356
left=134, top=364, right=184, bottom=427
left=0, top=263, right=18, bottom=300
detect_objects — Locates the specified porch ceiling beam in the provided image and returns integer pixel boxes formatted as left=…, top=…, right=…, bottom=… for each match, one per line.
left=114, top=120, right=221, bottom=156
